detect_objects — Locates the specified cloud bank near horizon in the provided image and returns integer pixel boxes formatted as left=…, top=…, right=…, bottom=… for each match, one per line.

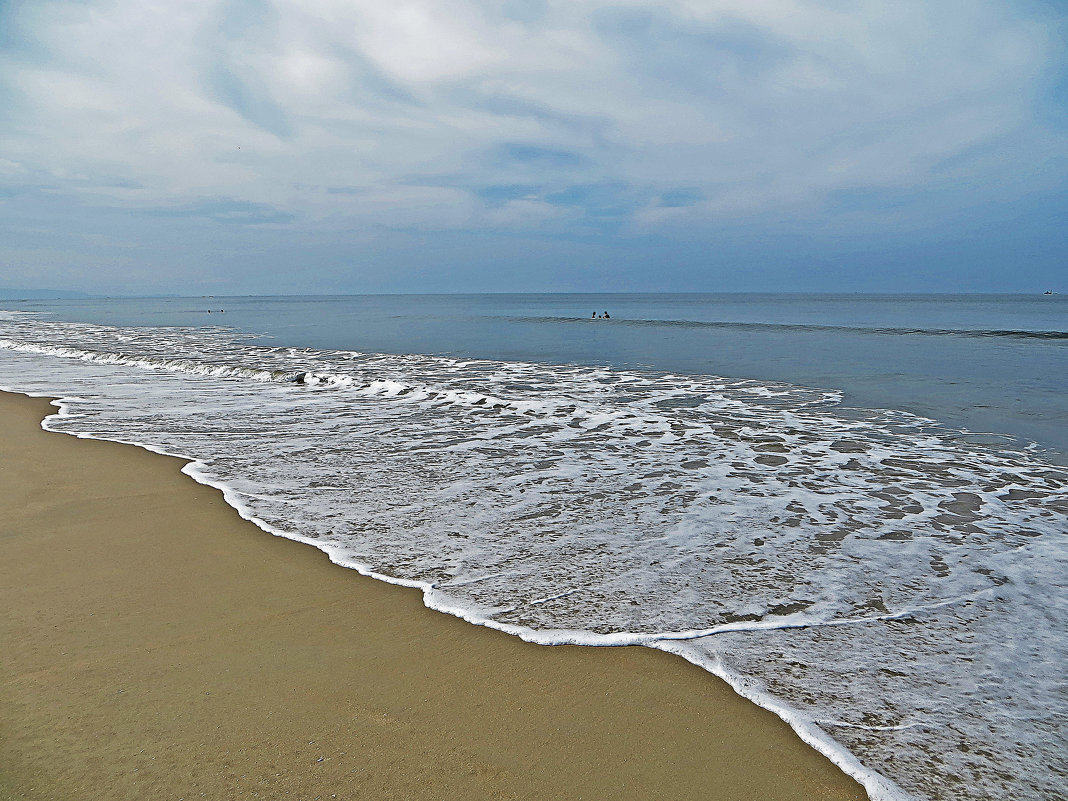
left=1, top=0, right=1066, bottom=294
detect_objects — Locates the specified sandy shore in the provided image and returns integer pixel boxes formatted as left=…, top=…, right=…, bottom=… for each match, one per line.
left=0, top=391, right=865, bottom=801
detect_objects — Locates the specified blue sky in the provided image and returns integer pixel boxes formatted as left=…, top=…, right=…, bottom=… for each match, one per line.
left=1, top=0, right=1066, bottom=295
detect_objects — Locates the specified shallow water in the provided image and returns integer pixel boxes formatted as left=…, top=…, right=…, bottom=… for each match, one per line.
left=1, top=294, right=1065, bottom=801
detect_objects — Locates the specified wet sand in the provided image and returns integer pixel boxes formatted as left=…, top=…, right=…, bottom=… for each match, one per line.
left=0, top=391, right=866, bottom=800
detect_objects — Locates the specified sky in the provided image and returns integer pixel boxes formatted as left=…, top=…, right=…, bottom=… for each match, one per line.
left=1, top=0, right=1066, bottom=296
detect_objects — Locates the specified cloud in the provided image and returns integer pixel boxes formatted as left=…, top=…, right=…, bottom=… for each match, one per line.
left=146, top=198, right=296, bottom=225
left=0, top=0, right=1065, bottom=292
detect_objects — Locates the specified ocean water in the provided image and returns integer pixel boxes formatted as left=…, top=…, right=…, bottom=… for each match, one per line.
left=0, top=293, right=1065, bottom=801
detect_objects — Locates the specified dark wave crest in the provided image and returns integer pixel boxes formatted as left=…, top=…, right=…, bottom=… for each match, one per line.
left=513, top=316, right=1068, bottom=340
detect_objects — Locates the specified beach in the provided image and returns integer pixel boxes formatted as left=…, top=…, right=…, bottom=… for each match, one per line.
left=0, top=390, right=865, bottom=800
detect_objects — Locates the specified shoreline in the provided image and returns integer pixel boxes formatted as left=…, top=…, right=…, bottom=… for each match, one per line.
left=1, top=390, right=866, bottom=800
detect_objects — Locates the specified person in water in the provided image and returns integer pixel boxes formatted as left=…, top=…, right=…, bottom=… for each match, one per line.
left=592, top=311, right=597, bottom=318
left=603, top=311, right=610, bottom=319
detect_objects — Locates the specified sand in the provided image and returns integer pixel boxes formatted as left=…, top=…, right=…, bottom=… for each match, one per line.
left=0, top=390, right=866, bottom=800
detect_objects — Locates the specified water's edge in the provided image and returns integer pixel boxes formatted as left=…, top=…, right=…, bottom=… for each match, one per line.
left=8, top=386, right=903, bottom=801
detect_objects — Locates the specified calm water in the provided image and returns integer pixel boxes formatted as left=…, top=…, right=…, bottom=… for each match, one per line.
left=1, top=293, right=1065, bottom=801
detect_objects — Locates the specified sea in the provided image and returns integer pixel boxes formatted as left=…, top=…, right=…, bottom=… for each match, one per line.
left=0, top=293, right=1064, bottom=801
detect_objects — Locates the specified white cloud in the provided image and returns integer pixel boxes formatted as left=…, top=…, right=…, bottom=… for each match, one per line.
left=0, top=0, right=1063, bottom=240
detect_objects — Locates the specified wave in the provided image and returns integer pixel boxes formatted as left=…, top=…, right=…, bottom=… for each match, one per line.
left=0, top=338, right=297, bottom=382
left=0, top=336, right=844, bottom=420
left=510, top=315, right=1068, bottom=340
